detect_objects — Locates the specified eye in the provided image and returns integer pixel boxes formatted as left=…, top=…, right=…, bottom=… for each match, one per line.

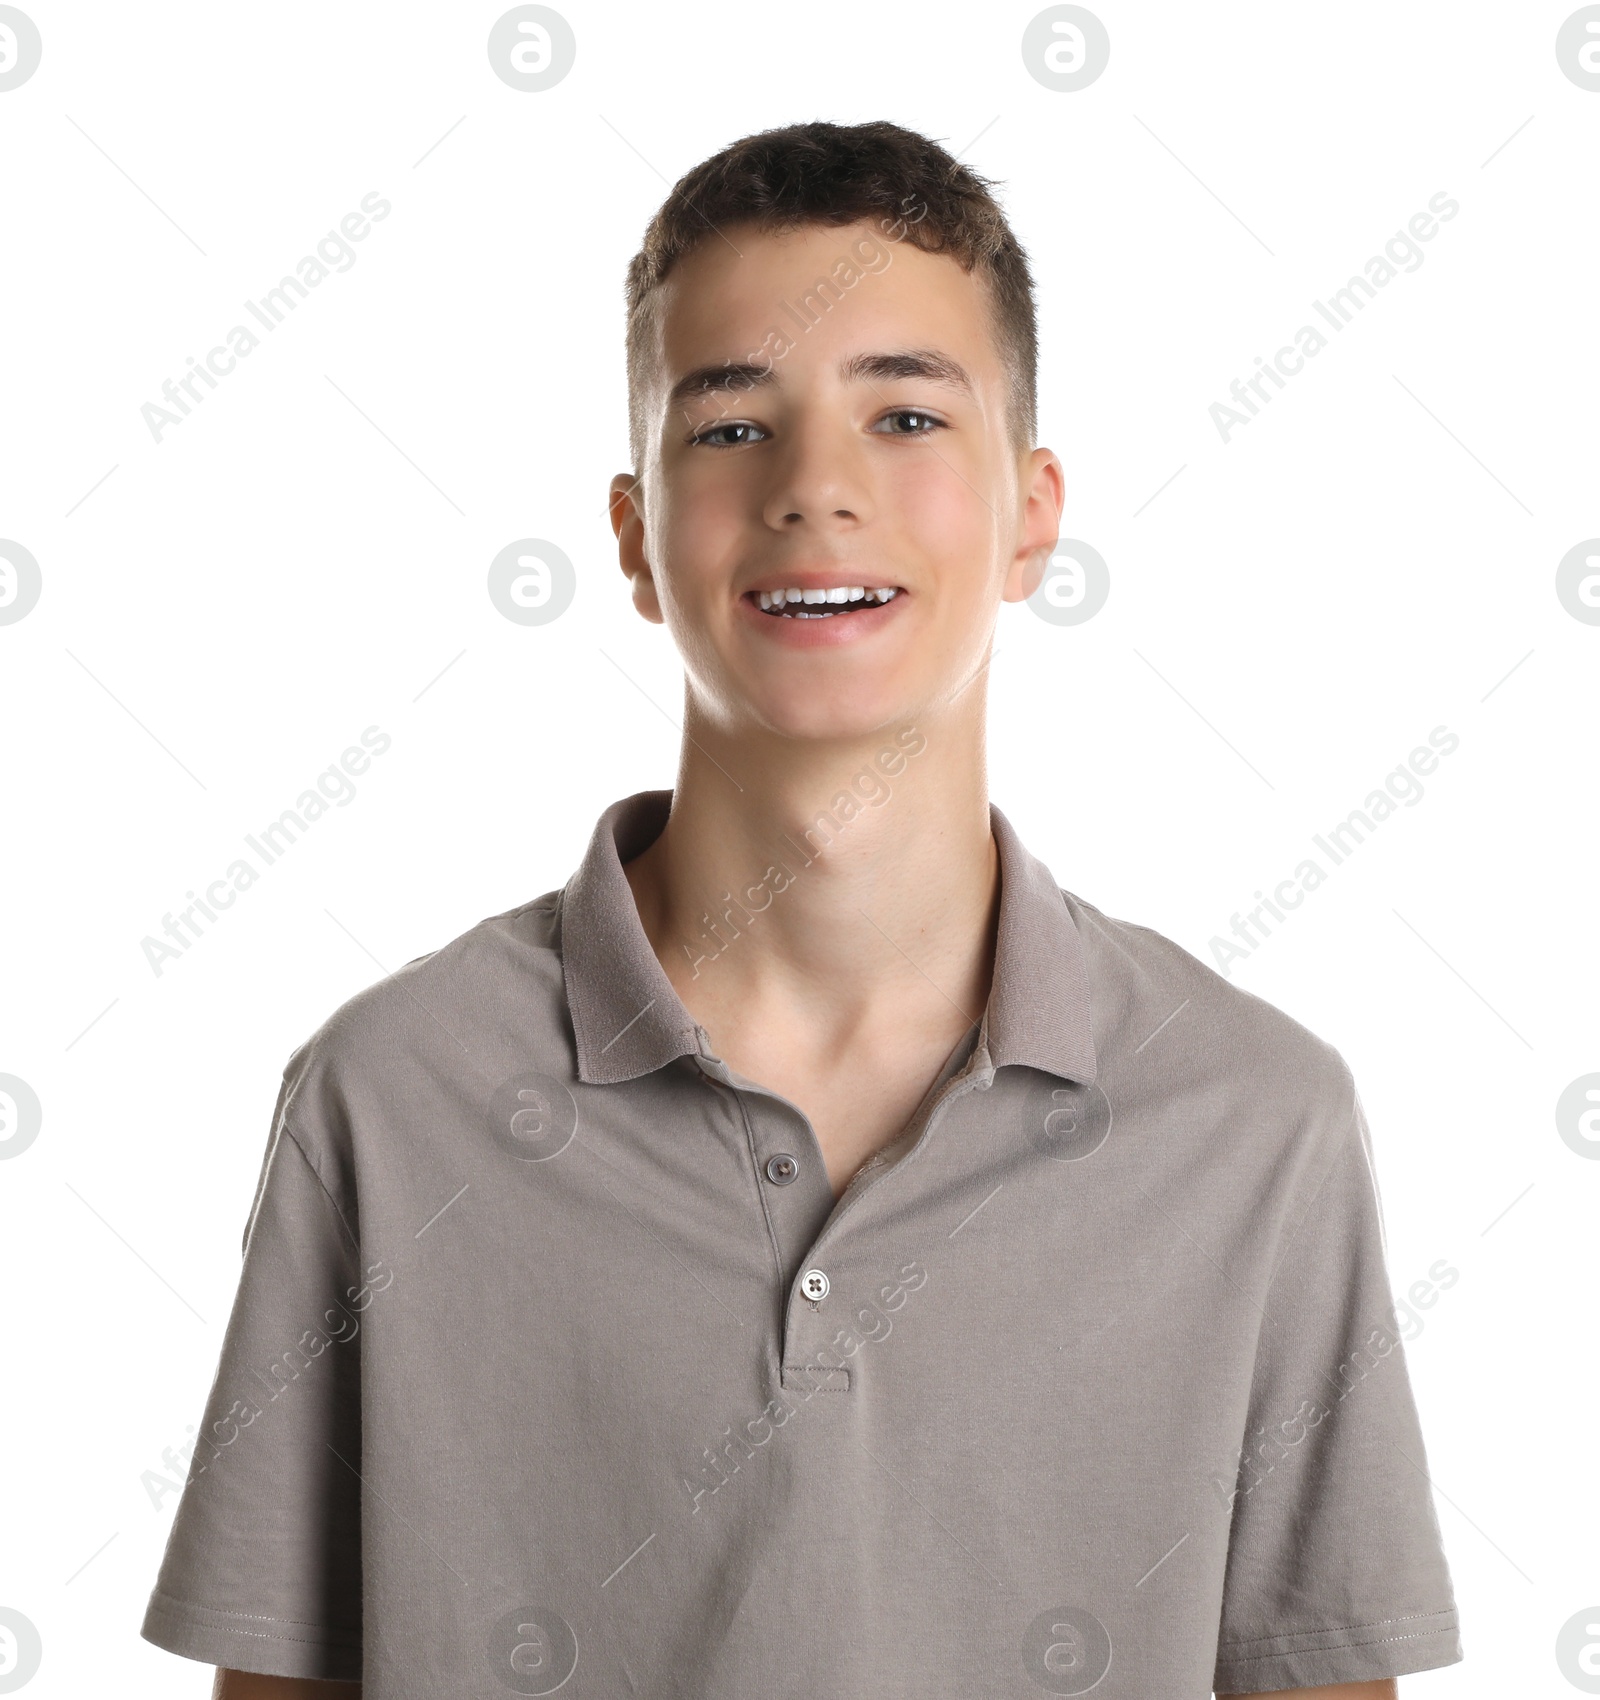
left=690, top=420, right=768, bottom=448
left=872, top=408, right=946, bottom=436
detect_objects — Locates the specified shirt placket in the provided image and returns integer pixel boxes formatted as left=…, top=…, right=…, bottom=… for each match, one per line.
left=690, top=1025, right=996, bottom=1395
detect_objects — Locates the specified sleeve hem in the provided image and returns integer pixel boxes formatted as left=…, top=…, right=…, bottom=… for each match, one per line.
left=1213, top=1605, right=1460, bottom=1693
left=140, top=1589, right=361, bottom=1683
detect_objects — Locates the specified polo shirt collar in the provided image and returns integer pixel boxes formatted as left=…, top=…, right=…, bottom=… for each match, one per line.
left=985, top=799, right=1099, bottom=1086
left=559, top=789, right=1097, bottom=1088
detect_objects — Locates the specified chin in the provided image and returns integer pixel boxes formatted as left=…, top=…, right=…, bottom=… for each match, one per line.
left=750, top=686, right=913, bottom=746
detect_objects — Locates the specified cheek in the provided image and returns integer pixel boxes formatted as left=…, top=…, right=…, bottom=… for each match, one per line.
left=889, top=453, right=1001, bottom=574
left=653, top=489, right=743, bottom=609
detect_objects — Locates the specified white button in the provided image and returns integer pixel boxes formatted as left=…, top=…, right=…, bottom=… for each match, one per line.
left=799, top=1268, right=829, bottom=1302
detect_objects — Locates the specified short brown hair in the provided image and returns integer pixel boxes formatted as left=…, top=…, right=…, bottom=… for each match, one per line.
left=623, top=119, right=1038, bottom=471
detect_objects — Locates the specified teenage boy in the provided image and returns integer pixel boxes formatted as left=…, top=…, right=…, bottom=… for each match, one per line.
left=143, top=120, right=1462, bottom=1699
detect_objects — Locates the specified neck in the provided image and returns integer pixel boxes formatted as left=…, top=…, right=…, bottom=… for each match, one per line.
left=622, top=693, right=999, bottom=1054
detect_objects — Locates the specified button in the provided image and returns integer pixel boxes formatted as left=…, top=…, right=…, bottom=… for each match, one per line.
left=799, top=1268, right=829, bottom=1302
left=765, top=1153, right=799, bottom=1185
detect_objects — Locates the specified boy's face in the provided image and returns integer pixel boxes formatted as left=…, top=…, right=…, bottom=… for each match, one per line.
left=611, top=219, right=1063, bottom=744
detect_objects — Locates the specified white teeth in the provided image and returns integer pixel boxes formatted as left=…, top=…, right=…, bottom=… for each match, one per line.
left=753, top=586, right=901, bottom=614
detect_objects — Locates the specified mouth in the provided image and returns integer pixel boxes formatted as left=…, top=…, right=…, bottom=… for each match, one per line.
left=747, top=585, right=903, bottom=620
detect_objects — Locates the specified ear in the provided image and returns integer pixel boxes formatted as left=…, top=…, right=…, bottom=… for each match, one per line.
left=1002, top=447, right=1065, bottom=605
left=609, top=471, right=664, bottom=625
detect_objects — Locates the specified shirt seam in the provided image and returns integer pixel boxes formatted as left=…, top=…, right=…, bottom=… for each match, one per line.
left=1258, top=1065, right=1361, bottom=1303
left=718, top=1069, right=789, bottom=1317
left=1217, top=1625, right=1457, bottom=1663
left=275, top=1118, right=362, bottom=1253
left=146, top=1589, right=360, bottom=1649
left=551, top=883, right=584, bottom=1065
left=782, top=1373, right=852, bottom=1392
left=1218, top=1607, right=1456, bottom=1650
left=819, top=1044, right=989, bottom=1243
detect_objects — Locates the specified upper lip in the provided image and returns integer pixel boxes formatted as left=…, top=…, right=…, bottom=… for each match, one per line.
left=741, top=569, right=905, bottom=596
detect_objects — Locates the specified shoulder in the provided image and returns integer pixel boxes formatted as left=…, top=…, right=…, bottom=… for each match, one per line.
left=273, top=888, right=569, bottom=1170
left=1063, top=888, right=1356, bottom=1130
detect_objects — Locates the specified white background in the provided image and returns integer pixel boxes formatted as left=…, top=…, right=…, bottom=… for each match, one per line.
left=1, top=2, right=1596, bottom=1695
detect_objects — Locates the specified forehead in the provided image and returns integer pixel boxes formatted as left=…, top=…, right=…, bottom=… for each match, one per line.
left=650, top=218, right=1004, bottom=392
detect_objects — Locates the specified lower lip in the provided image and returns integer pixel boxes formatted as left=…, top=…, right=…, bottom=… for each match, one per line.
left=737, top=592, right=907, bottom=648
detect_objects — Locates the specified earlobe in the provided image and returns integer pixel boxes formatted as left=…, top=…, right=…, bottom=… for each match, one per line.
left=627, top=564, right=666, bottom=626
left=609, top=472, right=664, bottom=624
left=1003, top=447, right=1064, bottom=604
left=1004, top=542, right=1051, bottom=605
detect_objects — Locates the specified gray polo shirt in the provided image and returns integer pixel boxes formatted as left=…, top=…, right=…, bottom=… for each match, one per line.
left=141, top=789, right=1462, bottom=1697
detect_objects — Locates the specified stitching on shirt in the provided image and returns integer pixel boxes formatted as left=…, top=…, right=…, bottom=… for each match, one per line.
left=156, top=1620, right=351, bottom=1652
left=277, top=1118, right=362, bottom=1252
left=782, top=1369, right=851, bottom=1389
left=1217, top=1625, right=1458, bottom=1664
left=148, top=1588, right=349, bottom=1629
left=1257, top=1073, right=1360, bottom=1304
left=146, top=1592, right=360, bottom=1647
left=1218, top=1607, right=1456, bottom=1649
left=506, top=892, right=559, bottom=922
left=720, top=1078, right=786, bottom=1293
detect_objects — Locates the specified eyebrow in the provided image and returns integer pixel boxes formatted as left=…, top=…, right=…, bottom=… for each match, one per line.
left=666, top=347, right=975, bottom=410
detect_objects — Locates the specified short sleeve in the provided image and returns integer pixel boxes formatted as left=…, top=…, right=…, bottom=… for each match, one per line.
left=1212, top=1085, right=1463, bottom=1694
left=139, top=1104, right=369, bottom=1681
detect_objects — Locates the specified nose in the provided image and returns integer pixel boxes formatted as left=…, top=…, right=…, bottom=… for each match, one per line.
left=761, top=415, right=874, bottom=532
